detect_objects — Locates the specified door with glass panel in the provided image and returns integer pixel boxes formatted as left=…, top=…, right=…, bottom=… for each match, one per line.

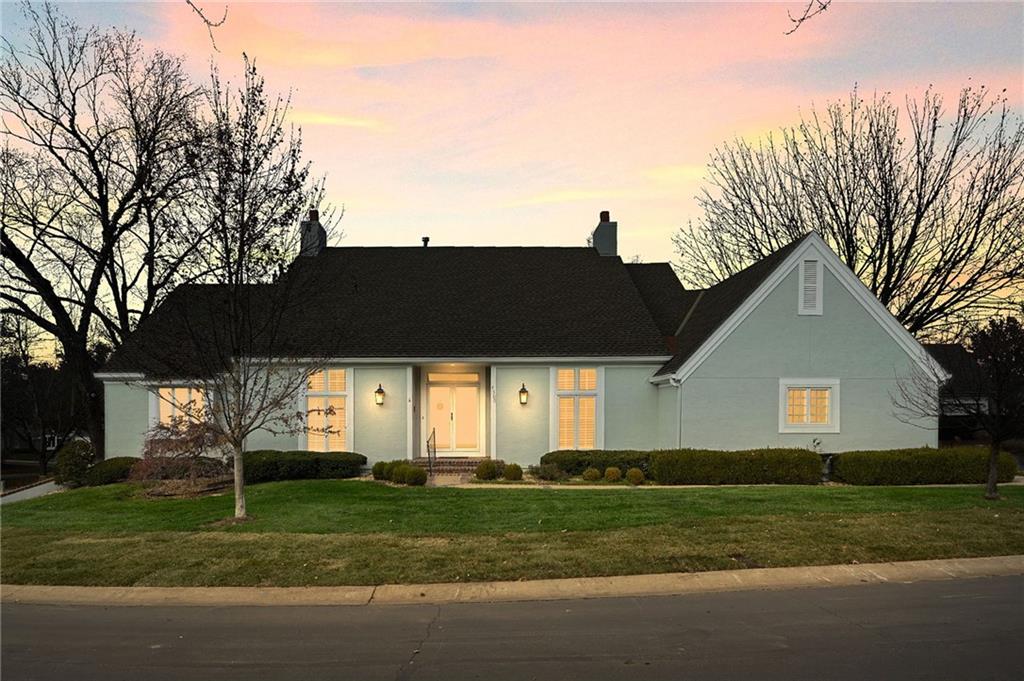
left=426, top=374, right=480, bottom=454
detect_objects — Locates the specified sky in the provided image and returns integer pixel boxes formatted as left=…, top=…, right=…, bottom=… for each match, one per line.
left=2, top=1, right=1022, bottom=262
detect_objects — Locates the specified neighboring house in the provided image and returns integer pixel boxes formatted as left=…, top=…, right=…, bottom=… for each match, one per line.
left=97, top=211, right=944, bottom=465
left=924, top=343, right=989, bottom=442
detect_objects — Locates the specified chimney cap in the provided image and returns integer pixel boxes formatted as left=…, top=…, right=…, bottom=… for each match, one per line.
left=422, top=236, right=430, bottom=247
left=599, top=210, right=610, bottom=223
left=307, top=208, right=319, bottom=222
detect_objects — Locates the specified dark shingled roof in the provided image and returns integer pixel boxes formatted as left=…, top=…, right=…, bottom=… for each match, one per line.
left=104, top=247, right=675, bottom=376
left=654, top=233, right=814, bottom=376
left=924, top=343, right=986, bottom=396
left=625, top=263, right=701, bottom=337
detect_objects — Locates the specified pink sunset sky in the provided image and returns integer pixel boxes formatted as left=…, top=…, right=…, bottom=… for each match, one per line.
left=4, top=1, right=1022, bottom=262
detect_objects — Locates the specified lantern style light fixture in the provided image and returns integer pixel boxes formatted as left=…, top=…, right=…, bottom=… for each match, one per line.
left=519, top=382, right=529, bottom=405
left=374, top=383, right=386, bottom=406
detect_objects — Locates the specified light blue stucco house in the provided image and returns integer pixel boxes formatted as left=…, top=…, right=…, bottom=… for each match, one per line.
left=98, top=211, right=943, bottom=465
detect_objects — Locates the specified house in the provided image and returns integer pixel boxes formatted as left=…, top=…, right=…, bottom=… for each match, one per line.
left=97, top=211, right=944, bottom=465
left=924, top=343, right=989, bottom=442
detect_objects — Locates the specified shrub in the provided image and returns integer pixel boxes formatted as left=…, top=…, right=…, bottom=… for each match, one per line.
left=650, top=448, right=821, bottom=485
left=53, top=440, right=94, bottom=488
left=372, top=461, right=389, bottom=480
left=503, top=463, right=523, bottom=481
left=131, top=454, right=228, bottom=482
left=540, top=450, right=653, bottom=476
left=529, top=463, right=567, bottom=481
left=84, top=457, right=136, bottom=486
left=832, top=446, right=1017, bottom=485
left=402, top=465, right=428, bottom=486
left=475, top=459, right=499, bottom=481
left=241, top=450, right=367, bottom=484
left=626, top=467, right=645, bottom=485
left=390, top=463, right=409, bottom=484
left=582, top=467, right=601, bottom=481
left=604, top=466, right=622, bottom=482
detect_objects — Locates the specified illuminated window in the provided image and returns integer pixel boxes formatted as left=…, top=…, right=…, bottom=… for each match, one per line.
left=157, top=386, right=204, bottom=425
left=556, top=368, right=598, bottom=450
left=307, top=369, right=348, bottom=451
left=779, top=379, right=839, bottom=433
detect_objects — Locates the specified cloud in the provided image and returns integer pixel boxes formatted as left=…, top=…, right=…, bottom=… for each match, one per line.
left=290, top=111, right=388, bottom=130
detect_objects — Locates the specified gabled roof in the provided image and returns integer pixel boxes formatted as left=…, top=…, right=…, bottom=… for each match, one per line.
left=924, top=343, right=986, bottom=396
left=103, top=246, right=673, bottom=377
left=624, top=263, right=700, bottom=337
left=654, top=234, right=814, bottom=376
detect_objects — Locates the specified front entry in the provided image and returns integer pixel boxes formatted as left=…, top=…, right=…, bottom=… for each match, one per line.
left=427, top=381, right=480, bottom=454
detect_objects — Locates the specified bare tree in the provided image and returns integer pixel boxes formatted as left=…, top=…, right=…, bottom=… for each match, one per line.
left=674, top=85, right=1024, bottom=338
left=785, top=0, right=832, bottom=35
left=0, top=3, right=205, bottom=455
left=894, top=314, right=1024, bottom=499
left=138, top=57, right=336, bottom=520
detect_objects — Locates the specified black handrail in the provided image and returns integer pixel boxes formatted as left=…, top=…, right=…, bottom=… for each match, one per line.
left=425, top=428, right=436, bottom=476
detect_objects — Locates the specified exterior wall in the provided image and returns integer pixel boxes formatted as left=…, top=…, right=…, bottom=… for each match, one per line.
left=103, top=382, right=151, bottom=457
left=680, top=267, right=938, bottom=452
left=353, top=366, right=409, bottom=463
left=603, top=366, right=661, bottom=450
left=656, top=384, right=679, bottom=449
left=493, top=366, right=550, bottom=466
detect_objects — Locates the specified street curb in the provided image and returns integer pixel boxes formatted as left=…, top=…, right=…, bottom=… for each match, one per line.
left=3, top=555, right=1022, bottom=607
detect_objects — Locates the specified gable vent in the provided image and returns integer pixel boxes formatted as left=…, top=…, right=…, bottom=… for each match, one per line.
left=799, top=259, right=823, bottom=315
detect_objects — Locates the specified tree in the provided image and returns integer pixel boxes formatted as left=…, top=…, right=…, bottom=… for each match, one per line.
left=894, top=314, right=1024, bottom=499
left=673, top=85, right=1024, bottom=339
left=139, top=58, right=335, bottom=519
left=0, top=3, right=206, bottom=455
left=1, top=314, right=87, bottom=472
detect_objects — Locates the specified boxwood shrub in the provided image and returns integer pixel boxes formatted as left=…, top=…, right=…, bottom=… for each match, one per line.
left=649, top=448, right=821, bottom=485
left=374, top=459, right=428, bottom=486
left=242, top=450, right=367, bottom=484
left=53, top=440, right=95, bottom=488
left=832, top=446, right=1017, bottom=485
left=540, top=450, right=653, bottom=476
left=84, top=456, right=137, bottom=486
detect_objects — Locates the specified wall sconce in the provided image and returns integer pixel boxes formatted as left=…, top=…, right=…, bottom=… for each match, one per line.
left=519, top=383, right=529, bottom=405
left=374, top=384, right=386, bottom=406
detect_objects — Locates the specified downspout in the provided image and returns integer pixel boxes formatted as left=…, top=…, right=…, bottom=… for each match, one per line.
left=670, top=376, right=683, bottom=448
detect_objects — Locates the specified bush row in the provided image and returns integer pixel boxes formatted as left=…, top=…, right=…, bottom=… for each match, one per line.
left=831, top=446, right=1017, bottom=485
left=473, top=460, right=523, bottom=481
left=242, top=450, right=367, bottom=484
left=539, top=450, right=653, bottom=476
left=650, top=448, right=822, bottom=485
left=371, top=460, right=428, bottom=486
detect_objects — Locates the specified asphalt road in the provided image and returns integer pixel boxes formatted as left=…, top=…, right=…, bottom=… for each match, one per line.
left=3, top=576, right=1022, bottom=680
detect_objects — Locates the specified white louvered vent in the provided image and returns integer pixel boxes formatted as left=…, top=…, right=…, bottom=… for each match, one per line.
left=799, top=259, right=823, bottom=315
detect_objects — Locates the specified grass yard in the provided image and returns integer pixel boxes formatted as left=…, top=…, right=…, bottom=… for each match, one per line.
left=2, top=480, right=1023, bottom=586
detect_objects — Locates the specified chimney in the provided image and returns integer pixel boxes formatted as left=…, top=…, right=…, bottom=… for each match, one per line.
left=422, top=236, right=430, bottom=247
left=298, top=208, right=327, bottom=257
left=591, top=210, right=617, bottom=256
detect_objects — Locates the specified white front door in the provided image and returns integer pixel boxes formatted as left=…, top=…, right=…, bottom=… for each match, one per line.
left=427, top=384, right=479, bottom=453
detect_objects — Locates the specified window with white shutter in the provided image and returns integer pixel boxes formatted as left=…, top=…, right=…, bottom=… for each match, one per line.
left=798, top=259, right=823, bottom=315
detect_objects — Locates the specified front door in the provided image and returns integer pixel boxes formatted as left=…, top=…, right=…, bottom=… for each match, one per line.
left=427, top=384, right=479, bottom=453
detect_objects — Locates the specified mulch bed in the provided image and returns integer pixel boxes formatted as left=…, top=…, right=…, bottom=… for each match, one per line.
left=141, top=477, right=233, bottom=499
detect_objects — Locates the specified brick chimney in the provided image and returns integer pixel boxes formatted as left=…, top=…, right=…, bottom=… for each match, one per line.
left=299, top=208, right=326, bottom=257
left=591, top=210, right=617, bottom=256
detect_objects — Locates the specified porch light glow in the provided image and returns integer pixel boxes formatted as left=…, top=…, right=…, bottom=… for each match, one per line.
left=519, top=383, right=529, bottom=405
left=374, top=384, right=386, bottom=405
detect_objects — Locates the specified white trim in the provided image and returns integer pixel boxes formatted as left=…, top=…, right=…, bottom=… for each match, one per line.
left=272, top=356, right=671, bottom=365
left=798, top=258, right=823, bottom=315
left=548, top=367, right=558, bottom=452
left=489, top=366, right=498, bottom=460
left=550, top=366, right=601, bottom=451
left=303, top=366, right=353, bottom=451
left=778, top=378, right=841, bottom=434
left=671, top=233, right=949, bottom=383
left=406, top=366, right=414, bottom=460
left=96, top=372, right=145, bottom=381
left=596, top=366, right=606, bottom=449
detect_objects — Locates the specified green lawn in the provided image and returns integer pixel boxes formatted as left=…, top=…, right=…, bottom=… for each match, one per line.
left=2, top=480, right=1022, bottom=586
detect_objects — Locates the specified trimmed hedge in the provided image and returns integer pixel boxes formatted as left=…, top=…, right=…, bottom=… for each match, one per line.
left=85, top=457, right=136, bottom=486
left=650, top=448, right=821, bottom=485
left=540, top=450, right=653, bottom=476
left=242, top=450, right=367, bottom=484
left=374, top=459, right=428, bottom=486
left=832, top=446, right=1017, bottom=485
left=503, top=463, right=523, bottom=481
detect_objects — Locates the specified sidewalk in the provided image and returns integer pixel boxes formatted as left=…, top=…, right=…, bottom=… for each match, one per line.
left=3, top=555, right=1021, bottom=608
left=0, top=481, right=58, bottom=505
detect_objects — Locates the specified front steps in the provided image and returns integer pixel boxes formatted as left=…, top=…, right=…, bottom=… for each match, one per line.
left=409, top=457, right=482, bottom=476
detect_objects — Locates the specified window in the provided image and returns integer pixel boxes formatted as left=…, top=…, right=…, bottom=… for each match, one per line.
left=157, top=386, right=204, bottom=425
left=799, top=259, right=823, bottom=315
left=555, top=368, right=598, bottom=449
left=306, top=368, right=348, bottom=451
left=778, top=378, right=839, bottom=433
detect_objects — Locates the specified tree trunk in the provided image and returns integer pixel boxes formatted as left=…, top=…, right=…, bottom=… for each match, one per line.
left=985, top=442, right=1000, bottom=500
left=67, top=347, right=105, bottom=459
left=233, top=444, right=247, bottom=519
